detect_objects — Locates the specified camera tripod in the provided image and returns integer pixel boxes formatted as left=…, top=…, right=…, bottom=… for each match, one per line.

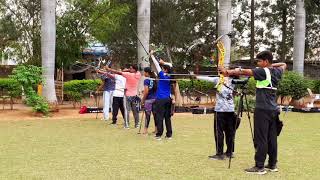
left=228, top=84, right=254, bottom=169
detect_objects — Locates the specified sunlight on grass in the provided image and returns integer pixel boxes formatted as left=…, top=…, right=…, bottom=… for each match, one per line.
left=0, top=112, right=319, bottom=179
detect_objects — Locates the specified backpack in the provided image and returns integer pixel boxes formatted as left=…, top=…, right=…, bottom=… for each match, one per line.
left=79, top=106, right=88, bottom=114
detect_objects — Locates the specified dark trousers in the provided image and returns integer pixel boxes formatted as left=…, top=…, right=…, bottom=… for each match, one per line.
left=214, top=112, right=236, bottom=155
left=154, top=98, right=172, bottom=137
left=254, top=108, right=278, bottom=168
left=112, top=97, right=125, bottom=123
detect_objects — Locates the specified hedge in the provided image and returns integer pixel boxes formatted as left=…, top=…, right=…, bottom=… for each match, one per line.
left=177, top=78, right=256, bottom=95
left=178, top=80, right=215, bottom=92
left=0, top=78, right=22, bottom=98
left=62, top=71, right=317, bottom=104
left=277, top=71, right=310, bottom=100
left=64, top=79, right=102, bottom=105
left=310, top=79, right=320, bottom=94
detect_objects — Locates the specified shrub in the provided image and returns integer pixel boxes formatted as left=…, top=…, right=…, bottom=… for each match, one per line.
left=246, top=77, right=256, bottom=95
left=27, top=93, right=49, bottom=114
left=64, top=79, right=101, bottom=106
left=234, top=95, right=255, bottom=112
left=10, top=65, right=49, bottom=115
left=310, top=80, right=320, bottom=94
left=0, top=78, right=22, bottom=98
left=277, top=71, right=309, bottom=100
left=178, top=80, right=215, bottom=92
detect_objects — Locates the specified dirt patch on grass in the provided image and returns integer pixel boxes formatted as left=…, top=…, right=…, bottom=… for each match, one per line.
left=0, top=100, right=201, bottom=121
left=0, top=102, right=99, bottom=121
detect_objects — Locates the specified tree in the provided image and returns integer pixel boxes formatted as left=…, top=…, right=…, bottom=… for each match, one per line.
left=218, top=0, right=232, bottom=66
left=41, top=0, right=57, bottom=103
left=293, top=0, right=306, bottom=75
left=88, top=0, right=134, bottom=65
left=250, top=0, right=255, bottom=64
left=305, top=0, right=320, bottom=60
left=151, top=1, right=217, bottom=67
left=137, top=0, right=151, bottom=69
left=0, top=15, right=19, bottom=51
left=0, top=0, right=41, bottom=65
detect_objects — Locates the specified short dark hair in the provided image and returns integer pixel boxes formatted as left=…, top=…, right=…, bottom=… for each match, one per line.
left=162, top=64, right=172, bottom=73
left=256, top=51, right=273, bottom=63
left=144, top=67, right=152, bottom=73
left=131, top=64, right=138, bottom=71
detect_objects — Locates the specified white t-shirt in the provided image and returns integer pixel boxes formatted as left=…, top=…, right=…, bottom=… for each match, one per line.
left=113, top=75, right=126, bottom=97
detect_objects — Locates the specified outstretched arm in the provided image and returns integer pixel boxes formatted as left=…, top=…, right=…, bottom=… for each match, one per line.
left=219, top=67, right=254, bottom=77
left=196, top=76, right=219, bottom=84
left=271, top=63, right=287, bottom=71
left=96, top=69, right=115, bottom=79
left=104, top=67, right=123, bottom=75
left=150, top=53, right=162, bottom=73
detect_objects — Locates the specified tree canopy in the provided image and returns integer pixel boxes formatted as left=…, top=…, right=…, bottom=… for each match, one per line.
left=0, top=0, right=319, bottom=68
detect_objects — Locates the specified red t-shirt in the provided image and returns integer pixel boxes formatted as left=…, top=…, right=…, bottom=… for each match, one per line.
left=122, top=72, right=141, bottom=96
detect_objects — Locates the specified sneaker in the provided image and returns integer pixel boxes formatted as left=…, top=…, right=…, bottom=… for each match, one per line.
left=244, top=166, right=267, bottom=175
left=224, top=152, right=235, bottom=158
left=124, top=126, right=130, bottom=129
left=110, top=122, right=117, bottom=125
left=165, top=136, right=172, bottom=140
left=208, top=154, right=225, bottom=160
left=265, top=164, right=278, bottom=172
left=155, top=136, right=162, bottom=141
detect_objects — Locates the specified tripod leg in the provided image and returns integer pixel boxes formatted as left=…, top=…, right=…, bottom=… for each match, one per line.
left=244, top=94, right=254, bottom=145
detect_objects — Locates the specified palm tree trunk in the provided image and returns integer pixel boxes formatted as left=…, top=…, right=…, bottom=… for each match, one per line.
left=137, top=0, right=151, bottom=69
left=250, top=0, right=255, bottom=64
left=218, top=0, right=232, bottom=67
left=41, top=0, right=57, bottom=102
left=280, top=2, right=288, bottom=62
left=293, top=0, right=306, bottom=75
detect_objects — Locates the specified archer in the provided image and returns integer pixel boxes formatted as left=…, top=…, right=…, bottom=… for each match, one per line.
left=219, top=50, right=287, bottom=175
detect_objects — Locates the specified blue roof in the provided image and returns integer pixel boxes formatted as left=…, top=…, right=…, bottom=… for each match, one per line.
left=82, top=44, right=111, bottom=56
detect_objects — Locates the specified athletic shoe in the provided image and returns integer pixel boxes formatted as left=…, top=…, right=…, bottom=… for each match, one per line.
left=244, top=166, right=267, bottom=175
left=110, top=122, right=117, bottom=125
left=155, top=136, right=162, bottom=141
left=135, top=125, right=140, bottom=129
left=124, top=126, right=130, bottom=129
left=208, top=154, right=225, bottom=160
left=265, top=164, right=278, bottom=172
left=165, top=136, right=172, bottom=140
left=224, top=152, right=235, bottom=158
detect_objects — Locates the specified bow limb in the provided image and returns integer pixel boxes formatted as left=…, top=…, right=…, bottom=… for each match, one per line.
left=216, top=40, right=226, bottom=93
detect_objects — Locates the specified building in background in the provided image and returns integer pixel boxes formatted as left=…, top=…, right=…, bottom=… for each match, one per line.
left=0, top=48, right=18, bottom=66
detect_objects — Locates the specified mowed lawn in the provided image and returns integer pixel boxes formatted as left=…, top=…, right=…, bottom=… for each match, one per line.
left=0, top=112, right=319, bottom=180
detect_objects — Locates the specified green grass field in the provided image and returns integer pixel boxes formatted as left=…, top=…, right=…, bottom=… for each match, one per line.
left=0, top=112, right=319, bottom=180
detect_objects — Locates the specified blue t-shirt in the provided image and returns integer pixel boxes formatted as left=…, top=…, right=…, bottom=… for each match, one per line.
left=156, top=71, right=171, bottom=99
left=102, top=76, right=115, bottom=91
left=144, top=79, right=156, bottom=99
